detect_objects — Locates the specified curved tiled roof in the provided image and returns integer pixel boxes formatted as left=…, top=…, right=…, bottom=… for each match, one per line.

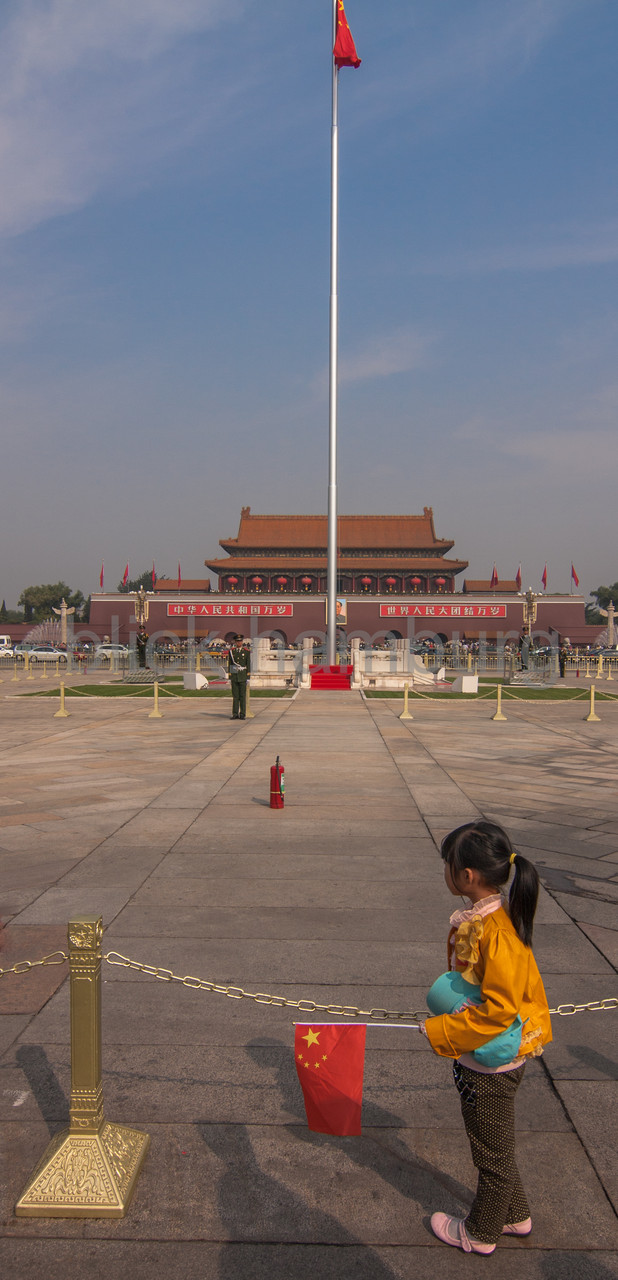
left=218, top=506, right=454, bottom=552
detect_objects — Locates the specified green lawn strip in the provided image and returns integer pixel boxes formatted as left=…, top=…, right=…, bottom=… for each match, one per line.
left=22, top=684, right=294, bottom=699
left=364, top=686, right=617, bottom=702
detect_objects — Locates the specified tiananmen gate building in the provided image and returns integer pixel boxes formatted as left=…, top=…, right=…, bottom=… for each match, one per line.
left=87, top=506, right=594, bottom=648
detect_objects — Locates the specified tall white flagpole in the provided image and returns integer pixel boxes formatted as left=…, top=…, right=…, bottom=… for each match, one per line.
left=327, top=0, right=339, bottom=667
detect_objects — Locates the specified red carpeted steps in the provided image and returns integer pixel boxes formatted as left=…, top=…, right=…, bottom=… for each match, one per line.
left=309, top=664, right=353, bottom=690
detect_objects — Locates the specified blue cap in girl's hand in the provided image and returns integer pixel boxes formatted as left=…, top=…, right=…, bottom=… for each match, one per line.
left=427, top=971, right=522, bottom=1067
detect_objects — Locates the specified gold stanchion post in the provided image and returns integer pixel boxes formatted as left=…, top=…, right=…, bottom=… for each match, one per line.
left=26, top=654, right=34, bottom=681
left=11, top=658, right=19, bottom=682
left=16, top=915, right=149, bottom=1217
left=245, top=682, right=255, bottom=719
left=586, top=683, right=601, bottom=723
left=148, top=681, right=163, bottom=718
left=399, top=681, right=413, bottom=720
left=54, top=681, right=70, bottom=718
left=492, top=683, right=507, bottom=721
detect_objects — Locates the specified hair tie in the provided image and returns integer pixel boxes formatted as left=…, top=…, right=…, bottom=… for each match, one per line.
left=509, top=850, right=517, bottom=865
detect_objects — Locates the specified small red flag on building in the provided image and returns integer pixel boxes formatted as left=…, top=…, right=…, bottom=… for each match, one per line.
left=571, top=564, right=579, bottom=588
left=334, top=0, right=361, bottom=68
left=177, top=562, right=182, bottom=590
left=490, top=564, right=498, bottom=589
left=152, top=562, right=156, bottom=587
left=100, top=562, right=104, bottom=590
left=295, top=1023, right=366, bottom=1136
left=541, top=564, right=548, bottom=590
left=122, top=564, right=129, bottom=587
left=515, top=563, right=522, bottom=590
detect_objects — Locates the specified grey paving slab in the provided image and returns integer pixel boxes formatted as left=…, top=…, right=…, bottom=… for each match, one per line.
left=577, top=923, right=618, bottom=969
left=132, top=877, right=427, bottom=911
left=1, top=1244, right=617, bottom=1280
left=145, top=847, right=435, bottom=882
left=551, top=892, right=618, bottom=933
left=553, top=1081, right=618, bottom=1214
left=4, top=1121, right=618, bottom=1248
left=0, top=1014, right=31, bottom=1056
left=109, top=904, right=443, bottom=943
left=532, top=849, right=618, bottom=879
left=12, top=887, right=136, bottom=926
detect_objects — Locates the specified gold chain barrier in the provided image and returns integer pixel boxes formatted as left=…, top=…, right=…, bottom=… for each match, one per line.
left=103, top=950, right=618, bottom=1020
left=4, top=946, right=618, bottom=1020
left=0, top=950, right=68, bottom=977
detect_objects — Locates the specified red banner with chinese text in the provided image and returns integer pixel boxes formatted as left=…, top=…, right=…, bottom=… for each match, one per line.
left=380, top=604, right=507, bottom=619
left=167, top=603, right=293, bottom=617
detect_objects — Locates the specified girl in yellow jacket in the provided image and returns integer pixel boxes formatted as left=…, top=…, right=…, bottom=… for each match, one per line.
left=421, top=820, right=552, bottom=1255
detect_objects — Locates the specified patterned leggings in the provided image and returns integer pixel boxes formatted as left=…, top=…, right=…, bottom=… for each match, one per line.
left=453, top=1060, right=530, bottom=1244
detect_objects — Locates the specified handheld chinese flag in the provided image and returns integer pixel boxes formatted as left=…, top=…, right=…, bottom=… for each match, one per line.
left=541, top=563, right=548, bottom=590
left=122, top=564, right=129, bottom=587
left=334, top=0, right=361, bottom=69
left=295, top=1023, right=366, bottom=1136
left=100, top=562, right=104, bottom=590
left=490, top=564, right=498, bottom=589
left=515, top=563, right=522, bottom=590
left=571, top=564, right=579, bottom=588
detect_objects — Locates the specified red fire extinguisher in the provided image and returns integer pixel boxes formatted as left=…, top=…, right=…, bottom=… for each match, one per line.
left=270, top=755, right=285, bottom=809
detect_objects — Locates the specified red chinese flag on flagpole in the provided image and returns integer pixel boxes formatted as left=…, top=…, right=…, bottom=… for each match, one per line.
left=100, top=562, right=104, bottom=590
left=295, top=1024, right=366, bottom=1136
left=152, top=562, right=156, bottom=587
left=334, top=0, right=361, bottom=68
left=490, top=564, right=498, bottom=589
left=541, top=563, right=548, bottom=590
left=515, top=563, right=522, bottom=590
left=571, top=564, right=579, bottom=588
left=122, top=564, right=129, bottom=587
left=177, top=562, right=182, bottom=590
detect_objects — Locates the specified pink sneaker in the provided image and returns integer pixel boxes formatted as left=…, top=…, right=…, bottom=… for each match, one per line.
left=430, top=1212, right=496, bottom=1254
left=503, top=1217, right=532, bottom=1236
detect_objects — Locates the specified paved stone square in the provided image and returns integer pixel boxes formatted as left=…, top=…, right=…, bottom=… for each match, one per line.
left=0, top=686, right=617, bottom=1278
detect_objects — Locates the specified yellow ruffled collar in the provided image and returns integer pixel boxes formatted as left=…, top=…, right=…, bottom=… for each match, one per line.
left=449, top=893, right=502, bottom=929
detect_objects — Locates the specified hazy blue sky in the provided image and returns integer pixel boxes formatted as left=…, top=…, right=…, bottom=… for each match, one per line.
left=2, top=0, right=617, bottom=607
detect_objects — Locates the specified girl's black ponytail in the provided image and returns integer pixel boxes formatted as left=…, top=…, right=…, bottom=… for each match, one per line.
left=441, top=819, right=540, bottom=946
left=508, top=853, right=539, bottom=947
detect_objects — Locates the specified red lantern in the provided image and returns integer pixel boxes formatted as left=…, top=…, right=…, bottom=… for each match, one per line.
left=435, top=577, right=446, bottom=592
left=411, top=576, right=421, bottom=587
left=228, top=576, right=238, bottom=590
left=301, top=576, right=312, bottom=590
left=277, top=576, right=287, bottom=590
left=252, top=576, right=263, bottom=584
left=385, top=577, right=396, bottom=591
left=361, top=576, right=371, bottom=589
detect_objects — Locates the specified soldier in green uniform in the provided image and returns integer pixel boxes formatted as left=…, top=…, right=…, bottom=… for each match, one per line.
left=228, top=634, right=251, bottom=719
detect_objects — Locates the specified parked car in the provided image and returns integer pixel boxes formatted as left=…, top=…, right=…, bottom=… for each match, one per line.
left=0, top=644, right=14, bottom=657
left=95, top=643, right=129, bottom=660
left=28, top=645, right=68, bottom=663
left=13, top=643, right=34, bottom=661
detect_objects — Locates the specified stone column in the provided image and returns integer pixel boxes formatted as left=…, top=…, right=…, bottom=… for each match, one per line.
left=350, top=636, right=363, bottom=688
left=301, top=636, right=314, bottom=688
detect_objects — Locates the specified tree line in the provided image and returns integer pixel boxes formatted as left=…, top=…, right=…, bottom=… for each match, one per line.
left=0, top=569, right=164, bottom=625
